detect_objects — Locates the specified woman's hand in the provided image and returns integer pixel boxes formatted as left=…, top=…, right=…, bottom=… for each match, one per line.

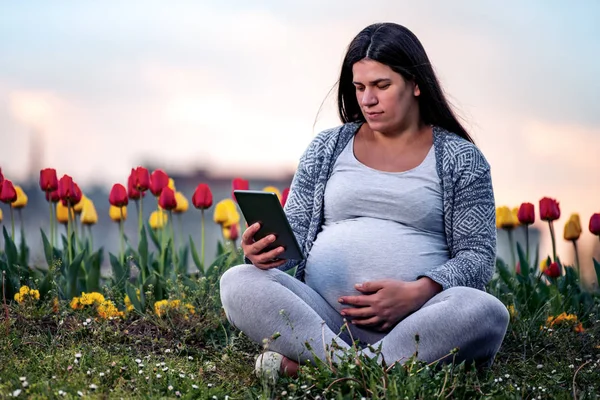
left=241, top=222, right=287, bottom=270
left=338, top=278, right=442, bottom=331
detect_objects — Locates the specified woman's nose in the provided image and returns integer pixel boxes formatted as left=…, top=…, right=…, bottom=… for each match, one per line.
left=361, top=88, right=378, bottom=107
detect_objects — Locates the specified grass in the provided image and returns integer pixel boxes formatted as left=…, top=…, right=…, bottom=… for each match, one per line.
left=1, top=273, right=599, bottom=399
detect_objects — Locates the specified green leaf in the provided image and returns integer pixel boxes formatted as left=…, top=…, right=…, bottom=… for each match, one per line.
left=138, top=225, right=149, bottom=275
left=126, top=283, right=143, bottom=313
left=189, top=235, right=203, bottom=273
left=495, top=258, right=515, bottom=292
left=109, top=253, right=126, bottom=291
left=148, top=225, right=161, bottom=251
left=216, top=241, right=226, bottom=256
left=178, top=245, right=189, bottom=276
left=40, top=229, right=62, bottom=268
left=593, top=258, right=600, bottom=291
left=60, top=234, right=69, bottom=254
left=86, top=248, right=103, bottom=292
left=38, top=270, right=54, bottom=301
left=3, top=226, right=18, bottom=269
left=18, top=228, right=29, bottom=268
left=516, top=242, right=531, bottom=279
left=67, top=250, right=86, bottom=299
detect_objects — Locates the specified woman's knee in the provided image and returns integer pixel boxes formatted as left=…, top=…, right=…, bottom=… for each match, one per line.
left=445, top=287, right=509, bottom=338
left=220, top=264, right=258, bottom=300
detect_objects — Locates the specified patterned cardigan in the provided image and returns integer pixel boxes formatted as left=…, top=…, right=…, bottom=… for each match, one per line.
left=271, top=122, right=497, bottom=291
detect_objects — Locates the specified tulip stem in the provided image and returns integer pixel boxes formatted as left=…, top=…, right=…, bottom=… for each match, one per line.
left=73, top=215, right=80, bottom=253
left=572, top=240, right=580, bottom=278
left=53, top=204, right=58, bottom=250
left=18, top=209, right=23, bottom=244
left=47, top=193, right=54, bottom=248
left=169, top=210, right=177, bottom=269
left=9, top=207, right=14, bottom=242
left=200, top=210, right=205, bottom=271
left=88, top=225, right=94, bottom=252
left=507, top=229, right=516, bottom=269
left=548, top=221, right=557, bottom=263
left=119, top=208, right=125, bottom=264
left=525, top=226, right=530, bottom=265
left=159, top=206, right=166, bottom=278
left=177, top=214, right=183, bottom=249
left=138, top=199, right=143, bottom=240
left=67, top=205, right=73, bottom=265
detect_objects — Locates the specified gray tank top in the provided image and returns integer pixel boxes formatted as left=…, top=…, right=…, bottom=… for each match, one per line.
left=304, top=135, right=450, bottom=312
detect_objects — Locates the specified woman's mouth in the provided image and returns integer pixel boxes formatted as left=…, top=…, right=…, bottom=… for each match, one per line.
left=366, top=111, right=383, bottom=119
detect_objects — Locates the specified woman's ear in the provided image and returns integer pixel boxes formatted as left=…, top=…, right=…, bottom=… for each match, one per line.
left=413, top=82, right=421, bottom=97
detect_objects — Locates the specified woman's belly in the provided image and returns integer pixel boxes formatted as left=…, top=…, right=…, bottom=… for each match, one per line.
left=304, top=217, right=449, bottom=313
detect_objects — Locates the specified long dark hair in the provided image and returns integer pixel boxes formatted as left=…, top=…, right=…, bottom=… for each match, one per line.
left=337, top=22, right=474, bottom=143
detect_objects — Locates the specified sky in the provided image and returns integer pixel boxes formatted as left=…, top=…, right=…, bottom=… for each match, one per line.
left=1, top=0, right=599, bottom=281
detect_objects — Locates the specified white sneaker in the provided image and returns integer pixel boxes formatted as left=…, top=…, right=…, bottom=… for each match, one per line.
left=254, top=351, right=284, bottom=383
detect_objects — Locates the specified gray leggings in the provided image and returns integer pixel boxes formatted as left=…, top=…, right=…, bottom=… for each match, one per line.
left=220, top=264, right=509, bottom=367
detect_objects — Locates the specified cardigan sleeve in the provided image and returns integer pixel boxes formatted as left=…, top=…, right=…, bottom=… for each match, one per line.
left=420, top=154, right=497, bottom=290
left=243, top=139, right=318, bottom=271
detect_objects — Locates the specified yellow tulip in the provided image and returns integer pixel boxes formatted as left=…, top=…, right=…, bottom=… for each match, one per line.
left=109, top=205, right=127, bottom=222
left=213, top=199, right=240, bottom=227
left=511, top=207, right=520, bottom=227
left=496, top=206, right=517, bottom=229
left=11, top=186, right=28, bottom=209
left=564, top=213, right=582, bottom=241
left=81, top=198, right=98, bottom=225
left=262, top=186, right=281, bottom=200
left=149, top=210, right=168, bottom=229
left=168, top=178, right=176, bottom=191
left=73, top=194, right=87, bottom=214
left=0, top=208, right=3, bottom=223
left=56, top=202, right=74, bottom=223
left=174, top=191, right=189, bottom=213
left=540, top=258, right=548, bottom=273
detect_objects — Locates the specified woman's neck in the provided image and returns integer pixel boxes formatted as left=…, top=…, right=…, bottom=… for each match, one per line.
left=365, top=120, right=431, bottom=149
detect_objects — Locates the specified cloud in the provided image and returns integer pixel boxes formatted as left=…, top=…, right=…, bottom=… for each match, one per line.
left=0, top=1, right=599, bottom=188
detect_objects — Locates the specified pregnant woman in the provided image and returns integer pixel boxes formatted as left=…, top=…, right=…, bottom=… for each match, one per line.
left=220, top=22, right=509, bottom=379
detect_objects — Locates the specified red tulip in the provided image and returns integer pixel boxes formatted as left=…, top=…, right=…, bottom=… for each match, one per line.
left=229, top=223, right=239, bottom=241
left=149, top=169, right=169, bottom=196
left=231, top=177, right=249, bottom=200
left=58, top=175, right=82, bottom=206
left=109, top=183, right=129, bottom=207
left=39, top=168, right=59, bottom=192
left=131, top=167, right=150, bottom=192
left=543, top=262, right=561, bottom=278
left=281, top=188, right=290, bottom=207
left=0, top=167, right=4, bottom=193
left=0, top=179, right=17, bottom=203
left=45, top=189, right=60, bottom=203
left=192, top=184, right=213, bottom=210
left=73, top=183, right=83, bottom=205
left=515, top=262, right=521, bottom=275
left=539, top=197, right=560, bottom=221
left=127, top=171, right=141, bottom=200
left=589, top=213, right=600, bottom=236
left=158, top=187, right=177, bottom=210
left=517, top=202, right=535, bottom=225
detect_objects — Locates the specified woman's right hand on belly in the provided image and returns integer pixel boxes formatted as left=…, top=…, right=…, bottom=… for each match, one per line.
left=241, top=223, right=287, bottom=270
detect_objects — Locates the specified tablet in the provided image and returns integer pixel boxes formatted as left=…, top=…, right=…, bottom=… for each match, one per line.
left=233, top=190, right=304, bottom=260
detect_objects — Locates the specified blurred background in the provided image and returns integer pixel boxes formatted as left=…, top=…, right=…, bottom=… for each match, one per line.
left=0, top=1, right=599, bottom=286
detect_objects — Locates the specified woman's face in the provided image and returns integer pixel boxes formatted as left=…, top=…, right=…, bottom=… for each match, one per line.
left=351, top=59, right=420, bottom=133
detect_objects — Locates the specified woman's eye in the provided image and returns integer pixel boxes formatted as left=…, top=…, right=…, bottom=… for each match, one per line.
left=355, top=86, right=365, bottom=92
left=378, top=84, right=390, bottom=90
